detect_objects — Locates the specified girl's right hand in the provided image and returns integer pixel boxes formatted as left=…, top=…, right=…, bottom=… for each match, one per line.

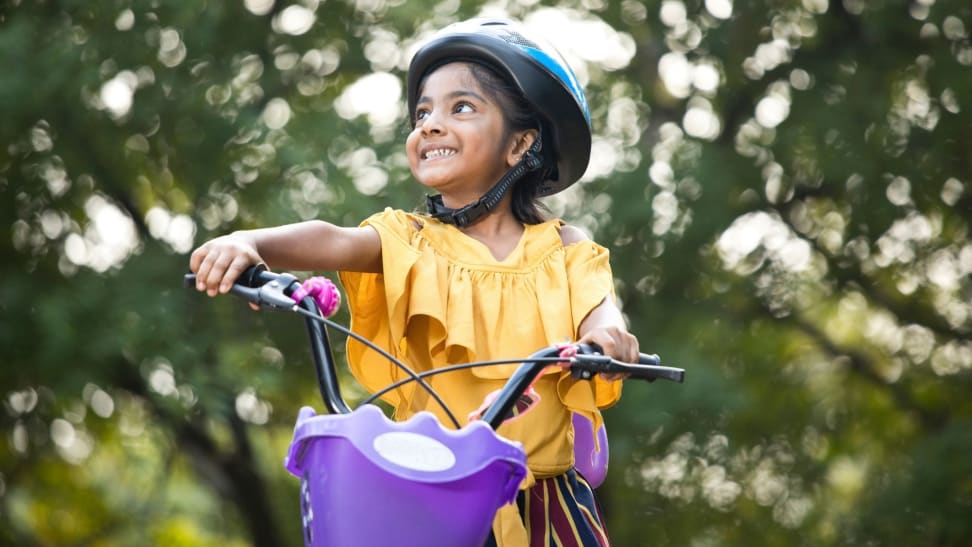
left=189, top=233, right=263, bottom=297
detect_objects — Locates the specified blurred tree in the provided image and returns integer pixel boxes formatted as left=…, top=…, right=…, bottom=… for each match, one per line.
left=1, top=0, right=969, bottom=546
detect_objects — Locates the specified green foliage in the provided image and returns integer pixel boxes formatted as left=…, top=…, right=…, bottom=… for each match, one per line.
left=2, top=0, right=970, bottom=545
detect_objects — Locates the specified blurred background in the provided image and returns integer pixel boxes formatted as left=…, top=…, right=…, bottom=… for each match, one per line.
left=2, top=0, right=970, bottom=545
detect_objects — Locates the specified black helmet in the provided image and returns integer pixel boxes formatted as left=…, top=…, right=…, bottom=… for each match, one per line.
left=407, top=17, right=592, bottom=197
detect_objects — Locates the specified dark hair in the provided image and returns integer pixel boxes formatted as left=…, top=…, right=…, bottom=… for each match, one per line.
left=418, top=61, right=550, bottom=224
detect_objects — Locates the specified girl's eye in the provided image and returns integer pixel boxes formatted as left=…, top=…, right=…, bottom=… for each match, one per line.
left=454, top=103, right=473, bottom=114
left=415, top=108, right=430, bottom=121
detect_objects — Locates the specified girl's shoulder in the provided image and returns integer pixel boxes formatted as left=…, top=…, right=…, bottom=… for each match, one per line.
left=364, top=207, right=426, bottom=234
left=556, top=223, right=591, bottom=247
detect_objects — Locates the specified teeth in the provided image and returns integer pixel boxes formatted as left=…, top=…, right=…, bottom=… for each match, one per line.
left=424, top=148, right=456, bottom=159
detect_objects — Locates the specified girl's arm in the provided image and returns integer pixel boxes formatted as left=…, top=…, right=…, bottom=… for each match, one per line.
left=190, top=221, right=381, bottom=296
left=577, top=297, right=640, bottom=366
left=561, top=224, right=640, bottom=377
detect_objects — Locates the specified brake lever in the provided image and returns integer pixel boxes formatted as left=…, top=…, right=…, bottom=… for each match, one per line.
left=243, top=273, right=300, bottom=309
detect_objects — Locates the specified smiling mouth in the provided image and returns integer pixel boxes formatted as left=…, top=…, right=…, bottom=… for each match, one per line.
left=422, top=148, right=457, bottom=160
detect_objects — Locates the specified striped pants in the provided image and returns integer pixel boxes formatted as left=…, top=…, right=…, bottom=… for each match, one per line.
left=484, top=469, right=610, bottom=547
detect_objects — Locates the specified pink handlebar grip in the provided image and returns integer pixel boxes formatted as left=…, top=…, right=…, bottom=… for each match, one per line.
left=291, top=276, right=341, bottom=318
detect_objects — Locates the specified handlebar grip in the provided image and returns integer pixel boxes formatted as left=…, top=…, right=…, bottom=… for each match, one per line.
left=576, top=344, right=659, bottom=364
left=623, top=363, right=685, bottom=383
left=183, top=263, right=271, bottom=289
left=573, top=343, right=685, bottom=383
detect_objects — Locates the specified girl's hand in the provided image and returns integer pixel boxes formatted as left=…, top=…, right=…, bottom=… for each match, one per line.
left=190, top=233, right=263, bottom=297
left=577, top=325, right=639, bottom=382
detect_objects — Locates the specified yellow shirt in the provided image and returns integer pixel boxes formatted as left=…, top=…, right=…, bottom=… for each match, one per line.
left=338, top=208, right=622, bottom=477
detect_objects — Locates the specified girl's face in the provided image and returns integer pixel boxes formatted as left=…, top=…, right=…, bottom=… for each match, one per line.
left=406, top=62, right=528, bottom=201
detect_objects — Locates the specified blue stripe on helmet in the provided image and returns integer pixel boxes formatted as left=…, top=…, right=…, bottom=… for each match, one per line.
left=521, top=47, right=591, bottom=124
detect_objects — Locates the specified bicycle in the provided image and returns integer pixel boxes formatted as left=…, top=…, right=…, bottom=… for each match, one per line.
left=183, top=265, right=684, bottom=546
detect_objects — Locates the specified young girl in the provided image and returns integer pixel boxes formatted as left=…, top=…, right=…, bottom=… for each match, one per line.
left=191, top=17, right=639, bottom=546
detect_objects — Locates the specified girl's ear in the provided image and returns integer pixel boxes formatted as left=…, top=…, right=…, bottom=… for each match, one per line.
left=506, top=129, right=539, bottom=167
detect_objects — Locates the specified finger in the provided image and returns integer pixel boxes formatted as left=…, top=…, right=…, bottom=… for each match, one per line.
left=626, top=333, right=640, bottom=363
left=204, top=254, right=233, bottom=297
left=194, top=250, right=217, bottom=292
left=220, top=255, right=253, bottom=294
left=189, top=245, right=205, bottom=274
left=594, top=334, right=617, bottom=358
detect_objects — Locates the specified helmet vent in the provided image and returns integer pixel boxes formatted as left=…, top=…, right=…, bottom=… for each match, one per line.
left=499, top=29, right=539, bottom=49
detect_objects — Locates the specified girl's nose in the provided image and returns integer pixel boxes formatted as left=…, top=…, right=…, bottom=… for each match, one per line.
left=420, top=109, right=445, bottom=135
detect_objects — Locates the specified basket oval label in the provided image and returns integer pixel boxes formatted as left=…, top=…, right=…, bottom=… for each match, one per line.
left=372, top=432, right=457, bottom=471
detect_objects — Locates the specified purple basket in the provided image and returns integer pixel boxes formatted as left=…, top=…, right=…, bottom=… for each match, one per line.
left=284, top=405, right=528, bottom=547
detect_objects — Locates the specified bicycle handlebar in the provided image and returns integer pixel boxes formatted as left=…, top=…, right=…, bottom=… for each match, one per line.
left=185, top=265, right=352, bottom=415
left=184, top=265, right=685, bottom=429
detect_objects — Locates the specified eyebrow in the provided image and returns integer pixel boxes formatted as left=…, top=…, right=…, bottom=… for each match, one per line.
left=416, top=89, right=489, bottom=106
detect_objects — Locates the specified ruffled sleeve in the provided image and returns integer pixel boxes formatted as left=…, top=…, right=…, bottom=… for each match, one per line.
left=338, top=208, right=425, bottom=409
left=556, top=238, right=623, bottom=444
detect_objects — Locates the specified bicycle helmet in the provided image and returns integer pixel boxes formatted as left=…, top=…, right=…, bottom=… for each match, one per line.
left=408, top=18, right=592, bottom=226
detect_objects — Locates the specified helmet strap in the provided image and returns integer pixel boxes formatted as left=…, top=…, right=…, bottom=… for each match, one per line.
left=426, top=134, right=545, bottom=228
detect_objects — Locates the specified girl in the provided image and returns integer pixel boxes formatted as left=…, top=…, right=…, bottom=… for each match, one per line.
left=191, top=17, right=639, bottom=546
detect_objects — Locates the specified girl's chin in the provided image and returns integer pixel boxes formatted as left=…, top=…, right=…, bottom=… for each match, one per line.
left=412, top=173, right=453, bottom=190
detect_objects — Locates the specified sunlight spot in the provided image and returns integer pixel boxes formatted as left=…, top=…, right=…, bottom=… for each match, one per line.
left=82, top=195, right=139, bottom=271
left=352, top=166, right=389, bottom=196
left=158, top=28, right=187, bottom=67
left=262, top=97, right=292, bottom=129
left=658, top=52, right=692, bottom=98
left=943, top=16, right=967, bottom=41
left=790, top=68, right=812, bottom=90
left=931, top=341, right=972, bottom=376
left=51, top=418, right=94, bottom=465
left=701, top=464, right=741, bottom=510
left=827, top=457, right=865, bottom=497
left=100, top=71, right=137, bottom=118
left=693, top=62, right=721, bottom=93
left=705, top=0, right=733, bottom=20
left=274, top=5, right=316, bottom=36
left=12, top=422, right=28, bottom=453
left=652, top=190, right=678, bottom=235
left=149, top=361, right=178, bottom=397
left=683, top=99, right=722, bottom=140
left=886, top=176, right=912, bottom=206
left=84, top=384, right=116, bottom=419
left=63, top=196, right=139, bottom=271
left=115, top=9, right=135, bottom=31
left=50, top=418, right=76, bottom=448
left=334, top=72, right=402, bottom=127
left=521, top=9, right=635, bottom=73
left=802, top=0, right=829, bottom=15
left=364, top=29, right=403, bottom=72
left=40, top=210, right=66, bottom=239
left=755, top=94, right=790, bottom=128
left=649, top=161, right=675, bottom=188
left=235, top=389, right=271, bottom=424
left=717, top=211, right=811, bottom=272
left=659, top=0, right=687, bottom=27
left=6, top=388, right=38, bottom=416
left=64, top=233, right=88, bottom=265
left=940, top=177, right=963, bottom=206
left=145, top=207, right=196, bottom=253
left=584, top=137, right=621, bottom=180
left=244, top=0, right=275, bottom=16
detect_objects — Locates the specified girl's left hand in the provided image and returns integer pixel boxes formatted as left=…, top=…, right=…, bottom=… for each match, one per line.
left=577, top=325, right=639, bottom=382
